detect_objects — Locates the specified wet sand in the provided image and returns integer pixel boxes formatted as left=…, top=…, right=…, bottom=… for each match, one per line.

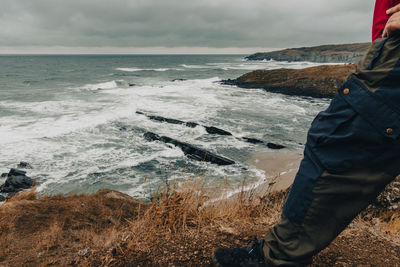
left=251, top=150, right=302, bottom=194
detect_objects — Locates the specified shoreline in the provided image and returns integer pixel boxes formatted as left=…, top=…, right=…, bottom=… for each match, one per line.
left=0, top=154, right=399, bottom=265
left=250, top=150, right=301, bottom=193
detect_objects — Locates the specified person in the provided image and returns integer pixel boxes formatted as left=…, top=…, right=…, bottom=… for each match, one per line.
left=213, top=0, right=400, bottom=266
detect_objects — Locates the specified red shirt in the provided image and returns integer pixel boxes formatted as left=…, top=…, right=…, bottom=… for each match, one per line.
left=372, top=0, right=400, bottom=41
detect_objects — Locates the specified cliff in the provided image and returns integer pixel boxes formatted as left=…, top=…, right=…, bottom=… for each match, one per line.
left=223, top=64, right=356, bottom=98
left=247, top=43, right=370, bottom=63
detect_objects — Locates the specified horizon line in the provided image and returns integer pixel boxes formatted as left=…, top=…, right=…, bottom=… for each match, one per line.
left=0, top=46, right=280, bottom=55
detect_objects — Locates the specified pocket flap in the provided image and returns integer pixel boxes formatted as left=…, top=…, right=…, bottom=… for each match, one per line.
left=340, top=75, right=400, bottom=140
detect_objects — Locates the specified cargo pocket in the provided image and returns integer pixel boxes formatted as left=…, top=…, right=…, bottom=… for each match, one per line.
left=307, top=95, right=392, bottom=173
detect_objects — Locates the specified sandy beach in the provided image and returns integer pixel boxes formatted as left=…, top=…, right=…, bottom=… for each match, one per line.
left=250, top=150, right=302, bottom=194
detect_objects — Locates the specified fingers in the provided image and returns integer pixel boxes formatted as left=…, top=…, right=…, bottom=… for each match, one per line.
left=387, top=3, right=400, bottom=15
left=383, top=12, right=400, bottom=37
left=383, top=27, right=388, bottom=38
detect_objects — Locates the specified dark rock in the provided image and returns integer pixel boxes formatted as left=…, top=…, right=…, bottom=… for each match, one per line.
left=242, top=137, right=285, bottom=149
left=136, top=112, right=199, bottom=128
left=0, top=195, right=5, bottom=202
left=171, top=79, right=187, bottom=82
left=149, top=115, right=192, bottom=127
left=246, top=43, right=370, bottom=63
left=1, top=173, right=8, bottom=178
left=17, top=161, right=33, bottom=169
left=137, top=112, right=235, bottom=136
left=144, top=132, right=161, bottom=142
left=9, top=168, right=26, bottom=176
left=128, top=83, right=136, bottom=87
left=144, top=132, right=235, bottom=166
left=204, top=126, right=232, bottom=136
left=267, top=143, right=286, bottom=150
left=222, top=64, right=355, bottom=99
left=242, top=137, right=264, bottom=144
left=0, top=168, right=34, bottom=193
left=185, top=122, right=199, bottom=128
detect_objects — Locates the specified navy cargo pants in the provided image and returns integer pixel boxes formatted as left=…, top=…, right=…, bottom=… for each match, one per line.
left=262, top=36, right=400, bottom=266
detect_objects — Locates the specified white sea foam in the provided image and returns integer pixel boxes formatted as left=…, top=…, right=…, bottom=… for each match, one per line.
left=0, top=57, right=330, bottom=199
left=180, top=64, right=210, bottom=69
left=0, top=77, right=224, bottom=147
left=80, top=80, right=119, bottom=90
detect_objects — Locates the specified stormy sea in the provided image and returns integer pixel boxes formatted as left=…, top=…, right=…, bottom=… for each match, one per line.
left=0, top=55, right=330, bottom=200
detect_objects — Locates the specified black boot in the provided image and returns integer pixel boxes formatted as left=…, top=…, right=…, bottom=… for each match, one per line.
left=213, top=237, right=266, bottom=267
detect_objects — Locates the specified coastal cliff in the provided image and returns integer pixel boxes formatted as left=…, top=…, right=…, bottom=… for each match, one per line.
left=247, top=43, right=370, bottom=63
left=223, top=64, right=356, bottom=98
left=0, top=175, right=399, bottom=266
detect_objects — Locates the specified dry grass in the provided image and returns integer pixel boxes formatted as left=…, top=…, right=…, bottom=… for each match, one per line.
left=0, top=176, right=398, bottom=266
left=0, top=188, right=146, bottom=266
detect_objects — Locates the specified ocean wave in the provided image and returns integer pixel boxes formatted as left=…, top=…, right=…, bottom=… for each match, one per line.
left=80, top=80, right=119, bottom=90
left=181, top=60, right=337, bottom=72
left=116, top=67, right=183, bottom=72
left=180, top=64, right=210, bottom=69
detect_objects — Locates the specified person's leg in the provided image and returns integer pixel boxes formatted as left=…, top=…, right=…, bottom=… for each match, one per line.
left=263, top=166, right=395, bottom=266
left=263, top=87, right=400, bottom=265
left=214, top=90, right=399, bottom=266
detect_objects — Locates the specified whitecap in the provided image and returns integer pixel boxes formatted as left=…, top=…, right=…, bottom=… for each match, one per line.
left=116, top=67, right=172, bottom=72
left=80, top=80, right=118, bottom=90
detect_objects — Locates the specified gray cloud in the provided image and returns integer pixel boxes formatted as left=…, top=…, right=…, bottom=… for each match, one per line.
left=0, top=0, right=375, bottom=50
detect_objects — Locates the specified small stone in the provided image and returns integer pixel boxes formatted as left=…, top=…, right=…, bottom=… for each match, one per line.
left=78, top=248, right=89, bottom=257
left=17, top=162, right=33, bottom=169
left=267, top=143, right=286, bottom=149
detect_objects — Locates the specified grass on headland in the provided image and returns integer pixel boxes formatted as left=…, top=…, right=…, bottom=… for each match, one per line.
left=0, top=176, right=287, bottom=266
left=0, top=176, right=398, bottom=266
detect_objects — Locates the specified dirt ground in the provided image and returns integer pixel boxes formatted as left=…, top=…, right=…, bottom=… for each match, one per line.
left=0, top=179, right=399, bottom=267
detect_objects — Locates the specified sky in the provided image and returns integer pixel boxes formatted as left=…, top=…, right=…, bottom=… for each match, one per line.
left=0, top=0, right=375, bottom=54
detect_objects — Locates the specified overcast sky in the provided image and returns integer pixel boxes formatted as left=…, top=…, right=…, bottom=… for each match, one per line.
left=0, top=0, right=375, bottom=54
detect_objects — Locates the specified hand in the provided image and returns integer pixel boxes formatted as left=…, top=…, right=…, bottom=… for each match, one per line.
left=383, top=4, right=400, bottom=37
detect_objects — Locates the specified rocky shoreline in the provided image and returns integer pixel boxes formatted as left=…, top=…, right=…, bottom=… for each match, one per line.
left=223, top=64, right=356, bottom=98
left=0, top=163, right=35, bottom=201
left=246, top=43, right=370, bottom=63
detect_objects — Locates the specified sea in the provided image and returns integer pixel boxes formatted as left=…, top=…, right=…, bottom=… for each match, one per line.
left=0, top=55, right=331, bottom=200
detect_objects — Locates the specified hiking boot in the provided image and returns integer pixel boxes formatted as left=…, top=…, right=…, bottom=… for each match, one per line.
left=213, top=237, right=266, bottom=267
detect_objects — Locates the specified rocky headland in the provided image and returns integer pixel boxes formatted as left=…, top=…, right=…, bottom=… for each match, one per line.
left=247, top=43, right=370, bottom=63
left=223, top=64, right=356, bottom=98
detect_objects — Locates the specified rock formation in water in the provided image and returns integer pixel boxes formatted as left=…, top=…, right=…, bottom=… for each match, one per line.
left=136, top=112, right=286, bottom=148
left=0, top=168, right=34, bottom=200
left=223, top=64, right=356, bottom=98
left=144, top=132, right=236, bottom=165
